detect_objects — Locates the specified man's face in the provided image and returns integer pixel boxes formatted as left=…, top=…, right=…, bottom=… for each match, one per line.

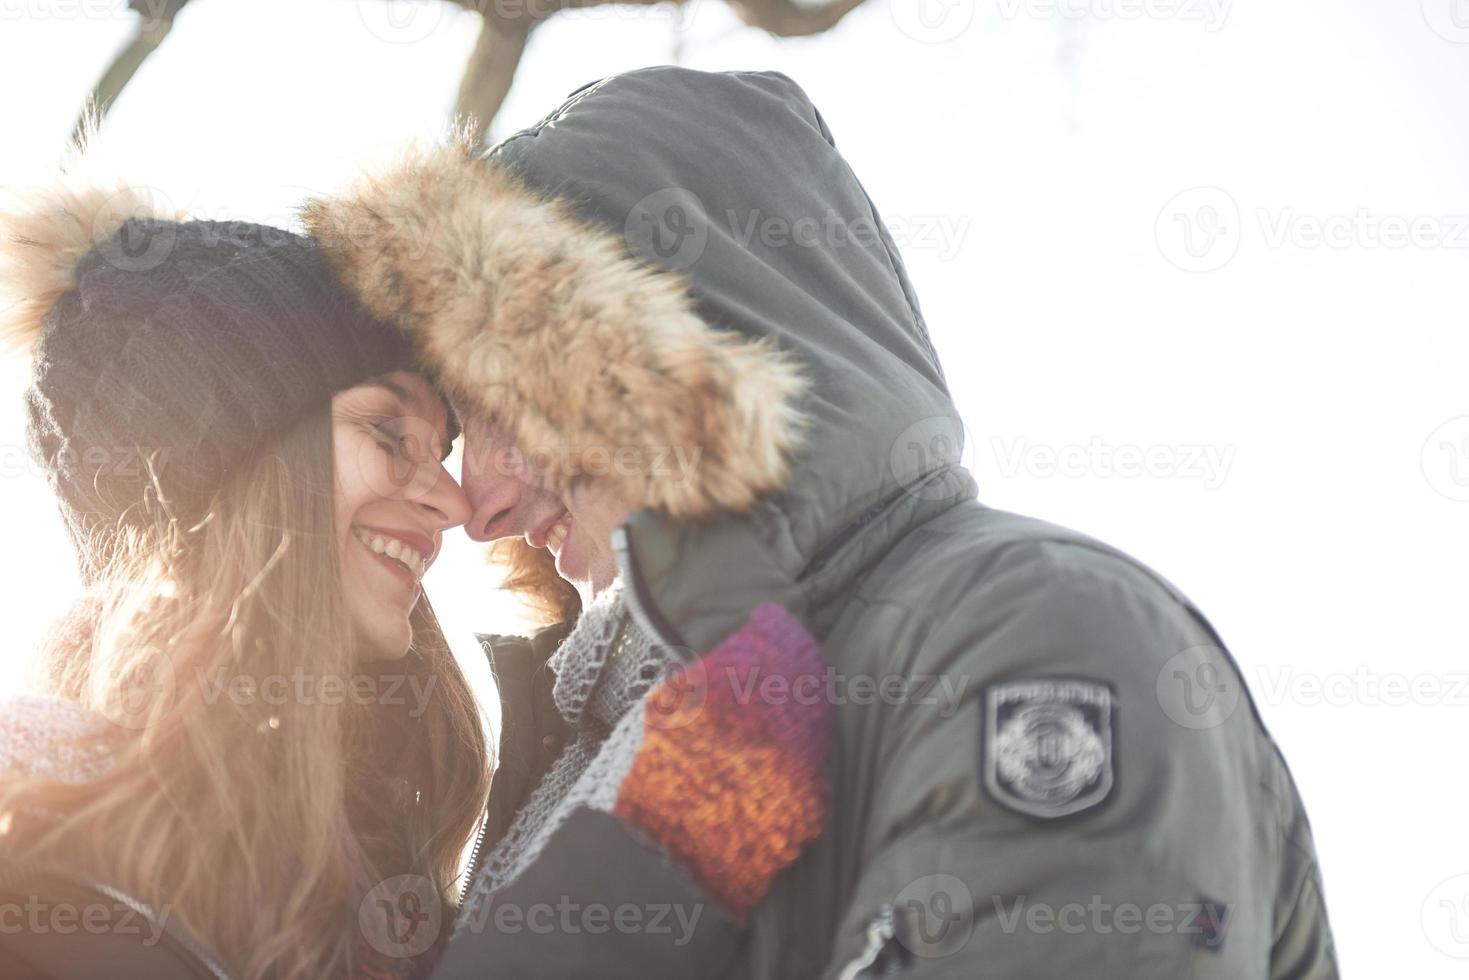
left=456, top=406, right=632, bottom=606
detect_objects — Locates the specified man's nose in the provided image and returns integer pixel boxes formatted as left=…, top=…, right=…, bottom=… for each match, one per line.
left=461, top=452, right=528, bottom=542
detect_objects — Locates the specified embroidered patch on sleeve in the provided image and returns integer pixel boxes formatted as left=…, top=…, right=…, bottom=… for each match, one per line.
left=982, top=676, right=1116, bottom=819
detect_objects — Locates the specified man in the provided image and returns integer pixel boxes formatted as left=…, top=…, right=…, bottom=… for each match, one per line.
left=306, top=66, right=1337, bottom=978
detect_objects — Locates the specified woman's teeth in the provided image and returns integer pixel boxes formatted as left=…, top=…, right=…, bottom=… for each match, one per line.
left=355, top=529, right=425, bottom=579
left=546, top=513, right=572, bottom=554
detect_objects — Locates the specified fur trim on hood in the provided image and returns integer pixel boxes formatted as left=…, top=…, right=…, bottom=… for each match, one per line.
left=301, top=138, right=808, bottom=519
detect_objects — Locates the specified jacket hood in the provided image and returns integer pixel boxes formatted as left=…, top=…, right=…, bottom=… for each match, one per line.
left=305, top=67, right=974, bottom=649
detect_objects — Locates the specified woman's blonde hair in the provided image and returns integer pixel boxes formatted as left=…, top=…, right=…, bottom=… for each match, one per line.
left=0, top=406, right=490, bottom=980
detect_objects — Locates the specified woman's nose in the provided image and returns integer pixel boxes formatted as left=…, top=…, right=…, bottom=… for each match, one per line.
left=416, top=461, right=472, bottom=531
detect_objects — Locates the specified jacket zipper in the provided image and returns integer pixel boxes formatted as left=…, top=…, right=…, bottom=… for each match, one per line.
left=834, top=904, right=900, bottom=980
left=459, top=814, right=491, bottom=909
left=87, top=877, right=237, bottom=980
left=0, top=863, right=238, bottom=980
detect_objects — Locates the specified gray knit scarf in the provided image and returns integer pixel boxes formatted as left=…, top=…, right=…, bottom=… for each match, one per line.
left=454, top=579, right=673, bottom=937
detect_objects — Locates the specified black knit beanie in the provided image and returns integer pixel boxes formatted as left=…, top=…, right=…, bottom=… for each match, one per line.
left=2, top=185, right=446, bottom=581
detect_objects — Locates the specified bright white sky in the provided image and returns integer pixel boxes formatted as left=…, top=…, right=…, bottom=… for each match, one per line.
left=2, top=1, right=1467, bottom=974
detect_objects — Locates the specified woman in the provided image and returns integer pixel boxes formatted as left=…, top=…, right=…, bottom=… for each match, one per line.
left=0, top=175, right=833, bottom=980
left=0, top=180, right=489, bottom=980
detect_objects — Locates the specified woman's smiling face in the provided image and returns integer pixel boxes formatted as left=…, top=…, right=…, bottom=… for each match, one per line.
left=331, top=371, right=470, bottom=660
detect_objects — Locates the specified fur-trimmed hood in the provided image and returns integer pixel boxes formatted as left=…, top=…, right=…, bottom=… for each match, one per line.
left=304, top=67, right=971, bottom=650
left=302, top=132, right=806, bottom=519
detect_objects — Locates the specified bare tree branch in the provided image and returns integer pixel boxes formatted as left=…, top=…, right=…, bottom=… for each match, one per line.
left=454, top=16, right=532, bottom=141
left=72, top=0, right=872, bottom=144
left=70, top=11, right=176, bottom=146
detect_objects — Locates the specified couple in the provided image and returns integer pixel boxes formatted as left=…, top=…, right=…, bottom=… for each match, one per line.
left=0, top=67, right=1337, bottom=979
